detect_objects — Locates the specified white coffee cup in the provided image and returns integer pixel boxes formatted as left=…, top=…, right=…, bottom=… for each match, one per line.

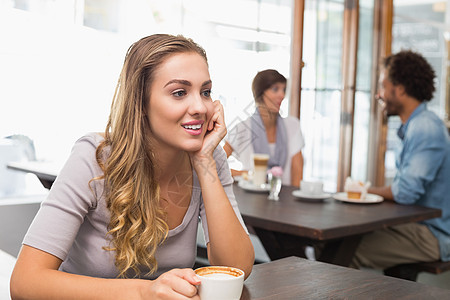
left=195, top=266, right=244, bottom=300
left=252, top=153, right=269, bottom=187
left=300, top=180, right=323, bottom=196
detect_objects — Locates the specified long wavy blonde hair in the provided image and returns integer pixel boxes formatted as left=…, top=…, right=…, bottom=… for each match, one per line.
left=95, top=34, right=207, bottom=278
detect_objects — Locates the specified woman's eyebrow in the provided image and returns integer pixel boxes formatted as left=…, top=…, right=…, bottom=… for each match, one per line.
left=202, top=80, right=212, bottom=87
left=164, top=79, right=212, bottom=88
left=164, top=79, right=191, bottom=87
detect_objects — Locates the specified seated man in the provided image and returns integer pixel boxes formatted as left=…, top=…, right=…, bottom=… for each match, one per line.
left=351, top=50, right=450, bottom=270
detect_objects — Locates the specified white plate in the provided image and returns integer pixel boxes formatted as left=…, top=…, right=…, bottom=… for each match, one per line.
left=291, top=190, right=331, bottom=201
left=238, top=180, right=270, bottom=193
left=333, top=192, right=384, bottom=204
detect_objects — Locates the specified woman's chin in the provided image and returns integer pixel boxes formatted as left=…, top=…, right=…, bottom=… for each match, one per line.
left=182, top=142, right=203, bottom=153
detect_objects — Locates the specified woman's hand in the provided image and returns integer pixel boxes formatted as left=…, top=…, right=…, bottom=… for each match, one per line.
left=145, top=268, right=200, bottom=299
left=203, top=100, right=227, bottom=155
left=190, top=100, right=226, bottom=169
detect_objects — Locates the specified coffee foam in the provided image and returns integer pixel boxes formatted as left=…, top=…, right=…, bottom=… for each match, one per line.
left=253, top=154, right=269, bottom=167
left=254, top=159, right=268, bottom=166
left=195, top=266, right=244, bottom=278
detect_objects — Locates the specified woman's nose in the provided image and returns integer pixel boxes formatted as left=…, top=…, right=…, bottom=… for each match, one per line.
left=189, top=94, right=208, bottom=115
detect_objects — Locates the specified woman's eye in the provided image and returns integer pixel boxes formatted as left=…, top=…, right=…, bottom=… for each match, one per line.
left=172, top=90, right=186, bottom=97
left=202, top=89, right=212, bottom=98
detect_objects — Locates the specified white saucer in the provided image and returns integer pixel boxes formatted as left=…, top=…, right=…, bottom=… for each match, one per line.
left=291, top=190, right=331, bottom=201
left=333, top=192, right=384, bottom=204
left=238, top=180, right=270, bottom=193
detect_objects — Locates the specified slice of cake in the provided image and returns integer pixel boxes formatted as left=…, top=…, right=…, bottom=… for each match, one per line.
left=344, top=177, right=370, bottom=200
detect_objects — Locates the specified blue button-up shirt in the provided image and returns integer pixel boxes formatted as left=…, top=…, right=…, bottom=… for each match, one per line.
left=391, top=103, right=450, bottom=261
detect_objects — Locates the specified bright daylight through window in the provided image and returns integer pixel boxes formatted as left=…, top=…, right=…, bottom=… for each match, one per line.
left=0, top=0, right=293, bottom=167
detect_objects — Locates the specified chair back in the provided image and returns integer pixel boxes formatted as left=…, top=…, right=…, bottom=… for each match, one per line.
left=0, top=135, right=36, bottom=197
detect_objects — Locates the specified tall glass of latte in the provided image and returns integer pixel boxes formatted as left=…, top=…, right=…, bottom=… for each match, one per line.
left=252, top=153, right=269, bottom=187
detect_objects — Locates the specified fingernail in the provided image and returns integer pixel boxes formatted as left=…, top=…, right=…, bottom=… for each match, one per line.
left=193, top=275, right=201, bottom=283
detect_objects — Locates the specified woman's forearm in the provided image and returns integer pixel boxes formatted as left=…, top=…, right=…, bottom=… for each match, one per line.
left=11, top=268, right=145, bottom=300
left=10, top=245, right=151, bottom=300
left=196, top=161, right=254, bottom=278
left=11, top=248, right=200, bottom=300
left=290, top=152, right=303, bottom=187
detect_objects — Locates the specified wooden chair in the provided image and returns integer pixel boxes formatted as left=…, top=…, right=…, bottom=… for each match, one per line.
left=384, top=260, right=450, bottom=281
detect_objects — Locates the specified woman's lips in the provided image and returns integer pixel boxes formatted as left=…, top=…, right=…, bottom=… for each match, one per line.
left=181, top=120, right=204, bottom=136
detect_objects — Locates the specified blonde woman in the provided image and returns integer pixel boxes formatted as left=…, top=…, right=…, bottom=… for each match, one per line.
left=11, top=34, right=254, bottom=299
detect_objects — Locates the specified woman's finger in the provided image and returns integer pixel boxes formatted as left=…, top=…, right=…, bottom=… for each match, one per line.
left=150, top=269, right=200, bottom=299
left=168, top=269, right=200, bottom=298
left=208, top=100, right=225, bottom=131
left=169, top=268, right=201, bottom=286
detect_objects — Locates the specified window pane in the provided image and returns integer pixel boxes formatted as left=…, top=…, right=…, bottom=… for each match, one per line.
left=301, top=0, right=344, bottom=192
left=393, top=2, right=445, bottom=116
left=351, top=92, right=371, bottom=181
left=351, top=0, right=374, bottom=182
left=302, top=0, right=344, bottom=90
left=84, top=0, right=120, bottom=32
left=300, top=90, right=341, bottom=192
left=356, top=0, right=374, bottom=92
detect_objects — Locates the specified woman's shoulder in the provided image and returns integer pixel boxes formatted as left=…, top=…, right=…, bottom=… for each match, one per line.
left=76, top=132, right=105, bottom=147
left=283, top=115, right=300, bottom=126
left=68, top=133, right=106, bottom=163
left=282, top=116, right=301, bottom=133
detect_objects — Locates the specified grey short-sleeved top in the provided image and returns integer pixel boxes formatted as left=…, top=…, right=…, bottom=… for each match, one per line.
left=23, top=133, right=248, bottom=279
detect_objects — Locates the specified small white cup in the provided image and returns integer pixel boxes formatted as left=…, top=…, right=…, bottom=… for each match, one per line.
left=195, top=266, right=244, bottom=300
left=300, top=180, right=323, bottom=196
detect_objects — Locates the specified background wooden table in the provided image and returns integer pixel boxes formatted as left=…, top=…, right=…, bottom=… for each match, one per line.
left=241, top=256, right=450, bottom=299
left=234, top=184, right=442, bottom=266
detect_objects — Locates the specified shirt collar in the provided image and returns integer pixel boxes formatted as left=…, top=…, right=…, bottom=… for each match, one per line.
left=397, top=103, right=427, bottom=140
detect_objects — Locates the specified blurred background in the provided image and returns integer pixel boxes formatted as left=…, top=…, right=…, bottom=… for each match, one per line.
left=1, top=0, right=449, bottom=193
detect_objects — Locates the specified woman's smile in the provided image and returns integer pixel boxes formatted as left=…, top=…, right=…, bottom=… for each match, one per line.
left=181, top=120, right=205, bottom=136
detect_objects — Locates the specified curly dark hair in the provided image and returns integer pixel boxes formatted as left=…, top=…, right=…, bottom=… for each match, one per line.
left=383, top=50, right=436, bottom=102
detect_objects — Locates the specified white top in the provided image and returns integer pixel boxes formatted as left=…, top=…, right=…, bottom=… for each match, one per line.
left=226, top=116, right=305, bottom=185
left=23, top=133, right=248, bottom=279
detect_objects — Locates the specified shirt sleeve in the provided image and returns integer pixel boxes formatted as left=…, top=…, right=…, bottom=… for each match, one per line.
left=200, top=146, right=249, bottom=244
left=23, top=134, right=103, bottom=260
left=392, top=118, right=447, bottom=204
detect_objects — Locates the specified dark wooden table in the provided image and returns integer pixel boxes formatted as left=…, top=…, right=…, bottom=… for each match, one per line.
left=234, top=184, right=442, bottom=266
left=7, top=161, right=59, bottom=189
left=241, top=256, right=450, bottom=299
